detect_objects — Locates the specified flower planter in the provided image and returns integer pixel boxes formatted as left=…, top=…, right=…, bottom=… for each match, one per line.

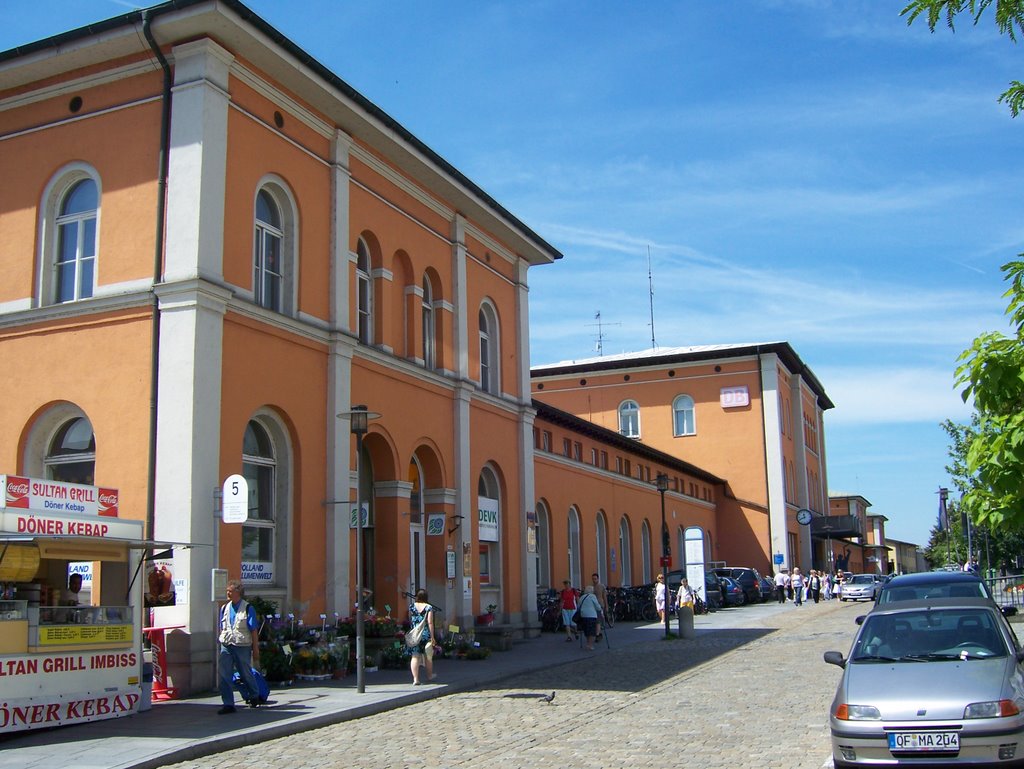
left=475, top=613, right=494, bottom=627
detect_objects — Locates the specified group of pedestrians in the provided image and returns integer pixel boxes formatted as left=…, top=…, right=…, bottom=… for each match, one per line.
left=559, top=573, right=610, bottom=650
left=773, top=568, right=846, bottom=605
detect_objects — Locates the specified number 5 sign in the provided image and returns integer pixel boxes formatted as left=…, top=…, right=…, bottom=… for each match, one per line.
left=222, top=474, right=248, bottom=523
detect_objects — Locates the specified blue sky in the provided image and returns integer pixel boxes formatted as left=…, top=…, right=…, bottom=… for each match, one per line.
left=4, top=1, right=1021, bottom=548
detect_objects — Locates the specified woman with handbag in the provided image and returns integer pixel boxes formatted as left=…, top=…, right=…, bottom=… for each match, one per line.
left=577, top=586, right=602, bottom=651
left=405, top=589, right=439, bottom=685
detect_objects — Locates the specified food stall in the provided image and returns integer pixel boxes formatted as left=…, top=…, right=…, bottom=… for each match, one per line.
left=0, top=474, right=146, bottom=733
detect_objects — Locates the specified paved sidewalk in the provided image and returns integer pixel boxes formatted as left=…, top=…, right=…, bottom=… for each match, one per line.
left=0, top=600, right=856, bottom=769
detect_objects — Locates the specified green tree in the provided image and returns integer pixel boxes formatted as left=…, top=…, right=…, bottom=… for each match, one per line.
left=953, top=261, right=1024, bottom=531
left=902, top=0, right=1024, bottom=116
left=929, top=417, right=1024, bottom=571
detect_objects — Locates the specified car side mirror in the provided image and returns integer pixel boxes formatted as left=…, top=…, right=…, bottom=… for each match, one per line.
left=823, top=650, right=846, bottom=669
left=855, top=615, right=865, bottom=625
left=1002, top=606, right=1018, bottom=618
left=1017, top=649, right=1024, bottom=665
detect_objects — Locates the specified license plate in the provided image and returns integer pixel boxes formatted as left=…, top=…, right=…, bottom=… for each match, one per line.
left=888, top=731, right=959, bottom=752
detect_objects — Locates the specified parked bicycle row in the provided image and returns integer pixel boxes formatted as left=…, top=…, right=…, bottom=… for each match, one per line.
left=536, top=565, right=785, bottom=633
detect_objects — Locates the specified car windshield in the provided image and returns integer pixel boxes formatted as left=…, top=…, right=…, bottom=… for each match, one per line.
left=851, top=608, right=1007, bottom=662
left=878, top=580, right=989, bottom=604
left=850, top=575, right=874, bottom=585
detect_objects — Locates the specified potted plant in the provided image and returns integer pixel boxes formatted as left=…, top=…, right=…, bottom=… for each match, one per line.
left=475, top=604, right=497, bottom=626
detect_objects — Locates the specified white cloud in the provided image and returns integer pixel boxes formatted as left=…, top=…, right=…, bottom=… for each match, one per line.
left=818, top=365, right=973, bottom=425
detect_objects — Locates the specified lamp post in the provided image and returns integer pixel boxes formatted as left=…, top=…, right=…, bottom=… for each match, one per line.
left=655, top=472, right=670, bottom=639
left=338, top=404, right=380, bottom=694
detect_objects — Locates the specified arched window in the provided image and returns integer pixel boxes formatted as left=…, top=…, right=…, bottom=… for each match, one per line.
left=618, top=517, right=633, bottom=587
left=242, top=421, right=280, bottom=581
left=252, top=181, right=297, bottom=315
left=55, top=178, right=98, bottom=303
left=254, top=189, right=283, bottom=311
left=478, top=303, right=500, bottom=394
left=421, top=275, right=436, bottom=369
left=45, top=417, right=95, bottom=485
left=595, top=511, right=608, bottom=584
left=356, top=238, right=373, bottom=344
left=535, top=500, right=551, bottom=590
left=567, top=506, right=581, bottom=588
left=618, top=400, right=640, bottom=438
left=478, top=466, right=502, bottom=594
left=672, top=394, right=696, bottom=437
left=641, top=520, right=652, bottom=582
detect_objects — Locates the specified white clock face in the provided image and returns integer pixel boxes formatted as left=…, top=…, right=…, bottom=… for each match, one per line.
left=797, top=510, right=812, bottom=525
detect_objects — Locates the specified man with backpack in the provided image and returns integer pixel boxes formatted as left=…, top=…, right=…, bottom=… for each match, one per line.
left=218, top=580, right=262, bottom=714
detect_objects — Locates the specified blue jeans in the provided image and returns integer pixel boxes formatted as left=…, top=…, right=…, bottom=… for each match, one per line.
left=219, top=644, right=258, bottom=706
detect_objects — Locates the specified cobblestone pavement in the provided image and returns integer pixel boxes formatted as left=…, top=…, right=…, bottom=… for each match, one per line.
left=164, top=600, right=859, bottom=769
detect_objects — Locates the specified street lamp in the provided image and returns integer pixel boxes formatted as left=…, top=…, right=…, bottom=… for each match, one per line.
left=655, top=472, right=670, bottom=639
left=338, top=404, right=380, bottom=694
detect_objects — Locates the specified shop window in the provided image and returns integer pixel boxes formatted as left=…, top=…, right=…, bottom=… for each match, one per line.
left=479, top=544, right=491, bottom=584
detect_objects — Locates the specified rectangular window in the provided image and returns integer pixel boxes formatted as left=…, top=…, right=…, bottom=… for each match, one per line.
left=600, top=451, right=609, bottom=470
left=615, top=456, right=623, bottom=474
left=591, top=448, right=598, bottom=465
left=623, top=459, right=631, bottom=477
left=479, top=544, right=491, bottom=585
left=542, top=431, right=552, bottom=452
left=573, top=442, right=582, bottom=461
left=563, top=438, right=572, bottom=457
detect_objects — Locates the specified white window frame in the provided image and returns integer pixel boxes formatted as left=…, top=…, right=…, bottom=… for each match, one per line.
left=38, top=164, right=101, bottom=306
left=478, top=301, right=500, bottom=395
left=252, top=179, right=298, bottom=316
left=356, top=237, right=373, bottom=344
left=421, top=275, right=436, bottom=369
left=672, top=394, right=696, bottom=437
left=618, top=400, right=640, bottom=438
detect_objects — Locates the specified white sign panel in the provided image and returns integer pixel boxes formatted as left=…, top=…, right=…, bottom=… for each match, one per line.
left=1, top=475, right=119, bottom=517
left=426, top=513, right=445, bottom=536
left=222, top=474, right=248, bottom=524
left=478, top=497, right=499, bottom=542
left=349, top=503, right=370, bottom=529
left=240, top=562, right=273, bottom=583
left=720, top=386, right=750, bottom=409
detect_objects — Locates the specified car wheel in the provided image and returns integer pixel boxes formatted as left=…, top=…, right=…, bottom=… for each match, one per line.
left=840, top=597, right=846, bottom=602
left=737, top=592, right=748, bottom=606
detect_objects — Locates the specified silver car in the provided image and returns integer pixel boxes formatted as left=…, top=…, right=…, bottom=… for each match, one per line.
left=840, top=573, right=881, bottom=602
left=824, top=598, right=1024, bottom=767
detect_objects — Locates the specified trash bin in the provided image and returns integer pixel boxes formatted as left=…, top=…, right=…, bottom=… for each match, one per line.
left=139, top=660, right=153, bottom=712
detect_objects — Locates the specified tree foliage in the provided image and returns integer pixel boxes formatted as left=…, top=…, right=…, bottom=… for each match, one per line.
left=952, top=261, right=1024, bottom=530
left=902, top=0, right=1024, bottom=116
left=925, top=417, right=1024, bottom=571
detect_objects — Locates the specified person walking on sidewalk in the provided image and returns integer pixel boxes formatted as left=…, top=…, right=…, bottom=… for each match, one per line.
left=774, top=570, right=789, bottom=604
left=809, top=570, right=822, bottom=603
left=217, top=580, right=262, bottom=714
left=790, top=568, right=805, bottom=607
left=559, top=580, right=579, bottom=641
left=578, top=586, right=602, bottom=651
left=592, top=573, right=609, bottom=635
left=654, top=574, right=667, bottom=623
left=406, top=589, right=439, bottom=685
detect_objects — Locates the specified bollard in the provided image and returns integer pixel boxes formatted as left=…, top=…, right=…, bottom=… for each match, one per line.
left=677, top=606, right=695, bottom=639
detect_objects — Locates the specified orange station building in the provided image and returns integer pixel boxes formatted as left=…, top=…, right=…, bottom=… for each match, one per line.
left=531, top=344, right=834, bottom=577
left=0, top=1, right=834, bottom=695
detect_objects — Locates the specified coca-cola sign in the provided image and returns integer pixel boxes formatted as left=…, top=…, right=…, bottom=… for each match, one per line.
left=0, top=475, right=118, bottom=518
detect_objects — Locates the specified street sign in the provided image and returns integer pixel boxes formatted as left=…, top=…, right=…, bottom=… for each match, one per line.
left=774, top=552, right=785, bottom=565
left=659, top=555, right=671, bottom=568
left=222, top=474, right=248, bottom=523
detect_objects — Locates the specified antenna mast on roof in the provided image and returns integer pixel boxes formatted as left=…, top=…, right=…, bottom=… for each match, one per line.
left=647, top=245, right=657, bottom=350
left=586, top=311, right=620, bottom=356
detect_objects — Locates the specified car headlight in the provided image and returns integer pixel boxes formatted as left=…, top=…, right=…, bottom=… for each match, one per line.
left=835, top=704, right=881, bottom=720
left=964, top=700, right=1020, bottom=719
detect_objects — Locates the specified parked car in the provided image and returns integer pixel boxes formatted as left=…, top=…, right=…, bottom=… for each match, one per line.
left=824, top=598, right=1024, bottom=768
left=758, top=575, right=778, bottom=602
left=666, top=569, right=724, bottom=611
left=712, top=567, right=764, bottom=604
left=839, top=574, right=881, bottom=602
left=718, top=575, right=746, bottom=607
left=875, top=570, right=1016, bottom=617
